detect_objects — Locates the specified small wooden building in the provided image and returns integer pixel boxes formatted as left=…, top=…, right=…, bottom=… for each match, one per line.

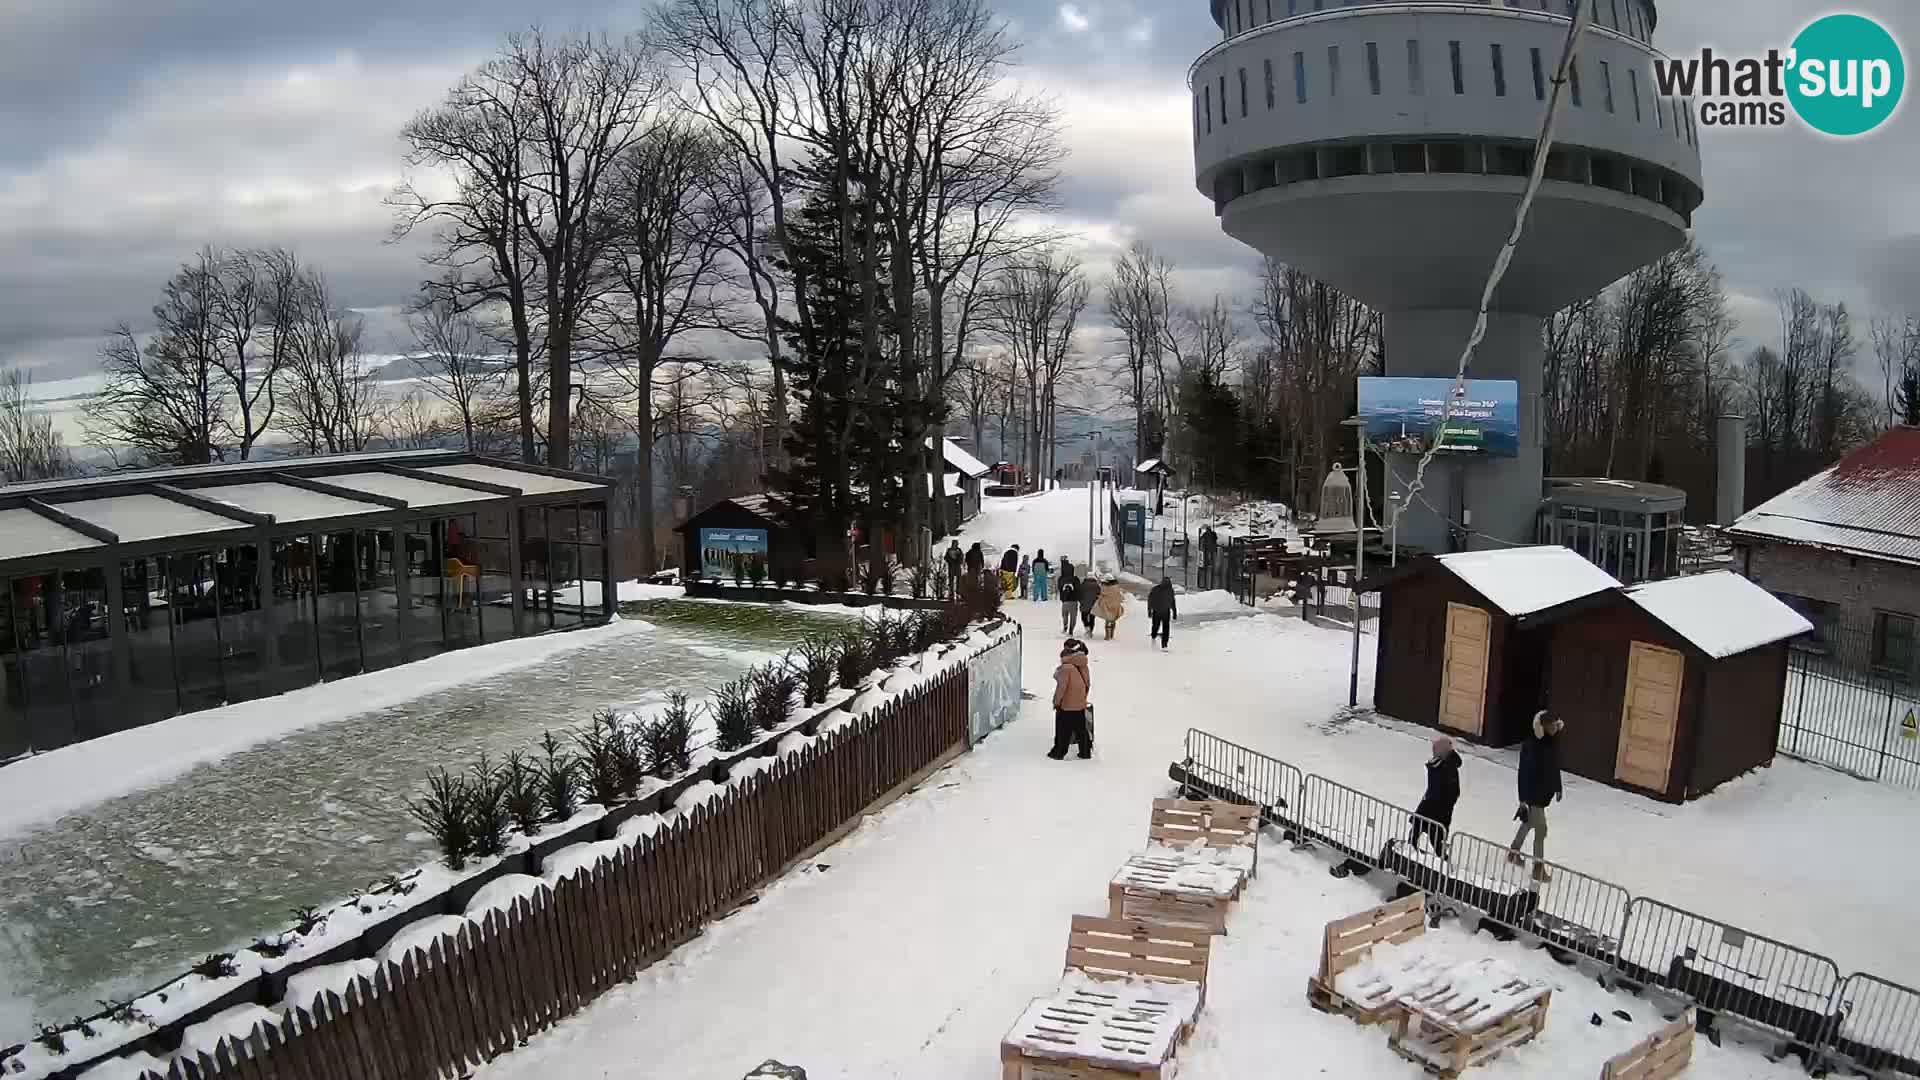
left=1535, top=571, right=1811, bottom=802
left=676, top=494, right=811, bottom=582
left=938, top=437, right=990, bottom=524
left=1370, top=547, right=1621, bottom=747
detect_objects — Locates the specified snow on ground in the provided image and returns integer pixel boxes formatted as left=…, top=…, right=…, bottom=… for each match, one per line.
left=0, top=618, right=655, bottom=842
left=464, top=491, right=1919, bottom=1078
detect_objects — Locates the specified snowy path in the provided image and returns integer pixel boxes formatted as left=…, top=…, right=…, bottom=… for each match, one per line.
left=469, top=491, right=1920, bottom=1079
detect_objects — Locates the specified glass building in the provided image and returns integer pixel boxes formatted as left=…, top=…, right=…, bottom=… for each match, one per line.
left=0, top=451, right=614, bottom=758
left=1537, top=476, right=1687, bottom=585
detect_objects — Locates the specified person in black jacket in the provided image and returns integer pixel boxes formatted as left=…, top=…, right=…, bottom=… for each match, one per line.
left=965, top=542, right=985, bottom=575
left=1411, top=735, right=1462, bottom=853
left=1147, top=577, right=1177, bottom=650
left=943, top=541, right=964, bottom=597
left=1509, top=710, right=1565, bottom=880
left=1056, top=574, right=1080, bottom=634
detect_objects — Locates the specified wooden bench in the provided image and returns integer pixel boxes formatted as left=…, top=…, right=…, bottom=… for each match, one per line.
left=1107, top=854, right=1242, bottom=935
left=1145, top=798, right=1259, bottom=882
left=1600, top=1010, right=1696, bottom=1080
left=1307, top=891, right=1429, bottom=1024
left=1000, top=915, right=1214, bottom=1080
left=1386, top=959, right=1553, bottom=1077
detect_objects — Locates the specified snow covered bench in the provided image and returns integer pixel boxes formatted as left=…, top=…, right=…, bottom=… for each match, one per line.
left=999, top=915, right=1214, bottom=1080
left=1307, top=891, right=1430, bottom=1024
left=1144, top=798, right=1259, bottom=882
left=1107, top=853, right=1243, bottom=934
left=1384, top=956, right=1552, bottom=1076
left=1600, top=1009, right=1696, bottom=1080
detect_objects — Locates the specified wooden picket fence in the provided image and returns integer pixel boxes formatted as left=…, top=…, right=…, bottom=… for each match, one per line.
left=136, top=665, right=971, bottom=1080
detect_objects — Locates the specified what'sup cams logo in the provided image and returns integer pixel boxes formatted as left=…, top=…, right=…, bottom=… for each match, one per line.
left=1653, top=13, right=1905, bottom=137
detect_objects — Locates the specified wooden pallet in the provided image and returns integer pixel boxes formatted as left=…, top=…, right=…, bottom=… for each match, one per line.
left=1306, top=891, right=1428, bottom=1024
left=1387, top=978, right=1552, bottom=1077
left=1108, top=855, right=1241, bottom=935
left=1147, top=798, right=1260, bottom=879
left=1600, top=1009, right=1697, bottom=1080
left=1001, top=916, right=1215, bottom=1080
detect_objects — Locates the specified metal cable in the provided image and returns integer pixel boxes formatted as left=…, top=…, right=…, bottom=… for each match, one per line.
left=1397, top=0, right=1597, bottom=542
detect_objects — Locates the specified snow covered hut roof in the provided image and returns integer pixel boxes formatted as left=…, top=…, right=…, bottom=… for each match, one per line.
left=1134, top=458, right=1172, bottom=475
left=1728, top=426, right=1920, bottom=567
left=1434, top=545, right=1622, bottom=617
left=1623, top=571, right=1812, bottom=658
left=925, top=473, right=965, bottom=497
left=934, top=437, right=990, bottom=478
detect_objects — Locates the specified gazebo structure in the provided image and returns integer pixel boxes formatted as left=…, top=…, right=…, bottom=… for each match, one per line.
left=1538, top=477, right=1688, bottom=584
left=0, top=450, right=614, bottom=758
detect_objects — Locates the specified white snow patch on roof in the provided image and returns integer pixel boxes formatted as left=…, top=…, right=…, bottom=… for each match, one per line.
left=1624, top=572, right=1813, bottom=658
left=1435, top=546, right=1621, bottom=616
left=934, top=437, right=990, bottom=477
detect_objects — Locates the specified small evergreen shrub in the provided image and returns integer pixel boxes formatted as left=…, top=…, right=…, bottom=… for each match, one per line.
left=820, top=566, right=850, bottom=594
left=888, top=614, right=918, bottom=658
left=408, top=768, right=475, bottom=870
left=796, top=636, right=838, bottom=705
left=733, top=560, right=746, bottom=586
left=751, top=664, right=798, bottom=731
left=747, top=559, right=766, bottom=587
left=190, top=952, right=239, bottom=980
left=836, top=630, right=872, bottom=689
left=879, top=561, right=898, bottom=596
left=289, top=905, right=327, bottom=936
left=501, top=751, right=545, bottom=835
left=33, top=1025, right=65, bottom=1055
left=910, top=563, right=931, bottom=599
left=861, top=565, right=881, bottom=595
left=466, top=754, right=511, bottom=858
left=912, top=610, right=939, bottom=652
left=932, top=568, right=949, bottom=601
left=644, top=692, right=697, bottom=778
left=575, top=711, right=637, bottom=806
left=712, top=677, right=757, bottom=751
left=538, top=731, right=581, bottom=824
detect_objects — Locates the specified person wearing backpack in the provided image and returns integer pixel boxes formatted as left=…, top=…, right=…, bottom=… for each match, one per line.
left=1049, top=638, right=1093, bottom=759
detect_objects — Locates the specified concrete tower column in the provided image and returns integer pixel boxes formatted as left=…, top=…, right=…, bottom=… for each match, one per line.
left=1381, top=310, right=1545, bottom=553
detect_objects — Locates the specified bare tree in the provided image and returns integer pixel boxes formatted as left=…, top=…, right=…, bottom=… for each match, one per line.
left=204, top=247, right=295, bottom=460
left=278, top=270, right=381, bottom=454
left=86, top=260, right=230, bottom=465
left=1872, top=315, right=1920, bottom=428
left=385, top=388, right=449, bottom=450
left=587, top=117, right=738, bottom=572
left=1107, top=241, right=1174, bottom=461
left=0, top=369, right=68, bottom=482
left=409, top=288, right=503, bottom=451
left=986, top=248, right=1088, bottom=485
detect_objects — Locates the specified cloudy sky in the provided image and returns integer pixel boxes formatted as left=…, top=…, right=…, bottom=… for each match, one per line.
left=1, top=0, right=1916, bottom=404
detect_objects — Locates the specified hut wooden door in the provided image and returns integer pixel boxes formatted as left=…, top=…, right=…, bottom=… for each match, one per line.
left=1438, top=602, right=1491, bottom=735
left=1616, top=642, right=1684, bottom=792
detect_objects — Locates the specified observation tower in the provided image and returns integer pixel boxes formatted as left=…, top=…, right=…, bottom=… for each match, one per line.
left=1191, top=0, right=1704, bottom=550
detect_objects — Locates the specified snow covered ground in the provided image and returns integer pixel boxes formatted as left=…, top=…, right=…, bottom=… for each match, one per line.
left=466, top=491, right=1920, bottom=1078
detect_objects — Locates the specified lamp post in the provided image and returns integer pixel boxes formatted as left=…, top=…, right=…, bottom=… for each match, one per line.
left=1341, top=417, right=1367, bottom=709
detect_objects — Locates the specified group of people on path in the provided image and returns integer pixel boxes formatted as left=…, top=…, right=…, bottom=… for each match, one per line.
left=939, top=540, right=1184, bottom=649
left=1408, top=710, right=1566, bottom=881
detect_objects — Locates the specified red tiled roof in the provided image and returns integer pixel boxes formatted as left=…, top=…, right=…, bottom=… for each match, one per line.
left=1728, top=426, right=1920, bottom=566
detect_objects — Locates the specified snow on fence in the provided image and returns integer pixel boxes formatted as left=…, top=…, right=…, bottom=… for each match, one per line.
left=50, top=632, right=1012, bottom=1080
left=1177, top=727, right=1920, bottom=1073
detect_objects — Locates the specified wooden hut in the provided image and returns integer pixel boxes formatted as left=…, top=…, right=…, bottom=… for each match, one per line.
left=1370, top=547, right=1621, bottom=747
left=675, top=494, right=811, bottom=582
left=1534, top=571, right=1811, bottom=802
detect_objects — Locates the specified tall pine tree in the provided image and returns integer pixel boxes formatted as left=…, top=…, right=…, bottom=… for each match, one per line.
left=768, top=151, right=909, bottom=574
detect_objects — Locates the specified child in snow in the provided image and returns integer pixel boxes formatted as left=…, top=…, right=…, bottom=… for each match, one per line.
left=1078, top=575, right=1101, bottom=634
left=1031, top=551, right=1051, bottom=602
left=1057, top=574, right=1080, bottom=634
left=1411, top=735, right=1462, bottom=853
left=1094, top=579, right=1126, bottom=640
left=1017, top=554, right=1032, bottom=600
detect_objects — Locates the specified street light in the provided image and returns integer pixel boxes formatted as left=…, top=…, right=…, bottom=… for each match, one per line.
left=1340, top=417, right=1368, bottom=709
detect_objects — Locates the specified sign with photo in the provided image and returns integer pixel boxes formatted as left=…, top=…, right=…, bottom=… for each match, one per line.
left=699, top=528, right=769, bottom=581
left=1357, top=377, right=1521, bottom=457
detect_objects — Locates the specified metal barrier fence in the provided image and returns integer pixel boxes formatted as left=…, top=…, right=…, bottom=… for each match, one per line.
left=1826, top=973, right=1920, bottom=1077
left=1618, top=898, right=1843, bottom=1048
left=1781, top=642, right=1920, bottom=791
left=1177, top=727, right=1920, bottom=1074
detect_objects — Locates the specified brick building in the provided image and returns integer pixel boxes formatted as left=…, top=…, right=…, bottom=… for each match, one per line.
left=1726, top=426, right=1920, bottom=678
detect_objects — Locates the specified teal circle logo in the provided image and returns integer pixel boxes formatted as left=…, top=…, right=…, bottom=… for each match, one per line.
left=1786, top=13, right=1905, bottom=137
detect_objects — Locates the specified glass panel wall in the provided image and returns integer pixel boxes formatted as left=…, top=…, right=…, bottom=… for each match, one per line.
left=0, top=580, right=24, bottom=759
left=63, top=568, right=115, bottom=742
left=579, top=502, right=607, bottom=620
left=520, top=505, right=555, bottom=632
left=441, top=513, right=482, bottom=650
left=215, top=544, right=271, bottom=704
left=121, top=557, right=179, bottom=727
left=168, top=551, right=227, bottom=713
left=3, top=575, right=74, bottom=752
left=473, top=506, right=514, bottom=642
left=549, top=503, right=585, bottom=630
left=314, top=531, right=363, bottom=679
left=357, top=527, right=403, bottom=673
left=402, top=519, right=447, bottom=661
left=268, top=537, right=321, bottom=692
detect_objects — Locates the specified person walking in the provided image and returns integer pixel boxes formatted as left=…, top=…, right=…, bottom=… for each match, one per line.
left=1508, top=710, right=1565, bottom=880
left=1411, top=735, right=1463, bottom=854
left=1056, top=573, right=1080, bottom=634
left=1017, top=554, right=1032, bottom=600
left=943, top=540, right=964, bottom=597
left=999, top=545, right=1020, bottom=599
left=1049, top=638, right=1093, bottom=759
left=1059, top=555, right=1075, bottom=586
left=1094, top=578, right=1127, bottom=641
left=1147, top=576, right=1177, bottom=650
left=965, top=542, right=985, bottom=577
left=1032, top=550, right=1052, bottom=602
left=1078, top=574, right=1101, bottom=634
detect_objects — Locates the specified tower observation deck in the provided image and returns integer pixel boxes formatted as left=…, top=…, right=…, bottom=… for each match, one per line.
left=1192, top=0, right=1704, bottom=551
